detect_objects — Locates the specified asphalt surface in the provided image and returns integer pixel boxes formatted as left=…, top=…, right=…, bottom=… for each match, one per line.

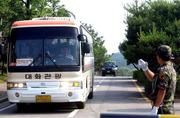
left=0, top=76, right=179, bottom=118
left=0, top=83, right=7, bottom=103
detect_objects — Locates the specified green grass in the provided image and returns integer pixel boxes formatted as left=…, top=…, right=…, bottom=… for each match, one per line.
left=176, top=75, right=180, bottom=92
left=117, top=67, right=135, bottom=76
left=0, top=63, right=7, bottom=83
left=0, top=73, right=7, bottom=83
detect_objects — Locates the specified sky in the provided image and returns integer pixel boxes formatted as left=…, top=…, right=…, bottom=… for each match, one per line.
left=61, top=0, right=142, bottom=54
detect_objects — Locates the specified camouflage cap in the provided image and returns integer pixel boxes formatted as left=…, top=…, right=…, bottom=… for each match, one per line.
left=156, top=45, right=173, bottom=61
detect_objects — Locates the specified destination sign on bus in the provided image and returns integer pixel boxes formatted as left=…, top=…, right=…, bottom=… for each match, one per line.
left=25, top=73, right=62, bottom=80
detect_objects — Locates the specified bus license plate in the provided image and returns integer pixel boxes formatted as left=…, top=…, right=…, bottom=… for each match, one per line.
left=36, top=95, right=51, bottom=103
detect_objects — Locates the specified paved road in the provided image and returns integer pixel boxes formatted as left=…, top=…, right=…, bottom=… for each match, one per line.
left=0, top=76, right=179, bottom=118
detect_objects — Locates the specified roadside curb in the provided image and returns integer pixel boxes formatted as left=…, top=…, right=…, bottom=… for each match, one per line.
left=0, top=82, right=8, bottom=103
left=0, top=96, right=8, bottom=103
left=131, top=79, right=152, bottom=104
left=132, top=79, right=180, bottom=103
left=0, top=91, right=8, bottom=103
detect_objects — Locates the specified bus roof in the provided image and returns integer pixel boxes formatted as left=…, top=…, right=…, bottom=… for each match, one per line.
left=12, top=17, right=78, bottom=28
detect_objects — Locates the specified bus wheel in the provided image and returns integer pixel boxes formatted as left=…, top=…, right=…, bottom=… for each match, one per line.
left=76, top=102, right=85, bottom=109
left=16, top=103, right=27, bottom=112
left=102, top=73, right=105, bottom=76
left=88, top=87, right=94, bottom=99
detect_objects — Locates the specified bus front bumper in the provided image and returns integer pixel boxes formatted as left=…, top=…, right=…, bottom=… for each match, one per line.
left=7, top=89, right=85, bottom=103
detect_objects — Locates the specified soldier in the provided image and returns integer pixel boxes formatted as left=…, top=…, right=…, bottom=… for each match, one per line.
left=138, top=45, right=177, bottom=114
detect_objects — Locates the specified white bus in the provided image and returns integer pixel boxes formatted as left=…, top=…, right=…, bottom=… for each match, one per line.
left=7, top=17, right=94, bottom=110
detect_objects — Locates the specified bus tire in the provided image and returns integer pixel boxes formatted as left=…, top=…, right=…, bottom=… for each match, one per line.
left=88, top=88, right=94, bottom=99
left=88, top=74, right=94, bottom=99
left=16, top=103, right=26, bottom=112
left=102, top=73, right=105, bottom=76
left=76, top=102, right=85, bottom=109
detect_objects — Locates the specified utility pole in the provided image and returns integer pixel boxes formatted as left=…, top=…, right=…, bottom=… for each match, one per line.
left=0, top=18, right=2, bottom=38
left=22, top=0, right=31, bottom=20
left=0, top=18, right=2, bottom=74
left=0, top=18, right=2, bottom=26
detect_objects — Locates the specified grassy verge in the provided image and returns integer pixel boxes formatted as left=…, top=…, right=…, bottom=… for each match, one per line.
left=0, top=73, right=7, bottom=83
left=0, top=63, right=7, bottom=83
left=117, top=67, right=135, bottom=76
left=175, top=75, right=180, bottom=98
left=133, top=70, right=180, bottom=99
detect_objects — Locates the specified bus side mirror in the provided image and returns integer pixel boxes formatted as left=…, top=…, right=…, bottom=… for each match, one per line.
left=78, top=34, right=90, bottom=53
left=82, top=42, right=90, bottom=54
left=78, top=34, right=87, bottom=42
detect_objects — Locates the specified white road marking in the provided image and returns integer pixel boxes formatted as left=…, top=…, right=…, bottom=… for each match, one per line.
left=67, top=109, right=79, bottom=118
left=94, top=78, right=103, bottom=92
left=94, top=84, right=100, bottom=92
left=96, top=85, right=100, bottom=87
left=0, top=104, right=16, bottom=112
left=132, top=79, right=151, bottom=103
left=94, top=88, right=97, bottom=91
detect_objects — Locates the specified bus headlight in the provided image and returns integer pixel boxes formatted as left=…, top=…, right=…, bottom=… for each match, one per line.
left=60, top=82, right=71, bottom=88
left=7, top=82, right=27, bottom=90
left=60, top=81, right=81, bottom=88
left=112, top=67, right=118, bottom=71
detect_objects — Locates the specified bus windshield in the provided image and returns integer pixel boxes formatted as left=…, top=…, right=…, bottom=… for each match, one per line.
left=9, top=27, right=79, bottom=67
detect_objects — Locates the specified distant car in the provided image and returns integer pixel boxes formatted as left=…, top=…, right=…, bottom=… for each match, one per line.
left=101, top=62, right=118, bottom=76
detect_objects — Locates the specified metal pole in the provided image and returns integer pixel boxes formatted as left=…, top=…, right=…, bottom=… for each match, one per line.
left=0, top=18, right=2, bottom=26
left=0, top=18, right=2, bottom=74
left=66, top=10, right=76, bottom=19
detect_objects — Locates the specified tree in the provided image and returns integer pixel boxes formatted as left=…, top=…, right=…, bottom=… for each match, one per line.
left=0, top=0, right=26, bottom=36
left=119, top=0, right=180, bottom=72
left=31, top=0, right=69, bottom=17
left=83, top=24, right=111, bottom=71
left=0, top=0, right=69, bottom=36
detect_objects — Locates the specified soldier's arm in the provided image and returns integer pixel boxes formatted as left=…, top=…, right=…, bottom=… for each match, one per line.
left=144, top=69, right=155, bottom=81
left=154, top=89, right=166, bottom=107
left=154, top=70, right=169, bottom=107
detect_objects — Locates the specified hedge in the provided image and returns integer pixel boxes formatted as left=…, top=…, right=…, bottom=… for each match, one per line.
left=117, top=67, right=134, bottom=76
left=133, top=70, right=152, bottom=96
left=133, top=70, right=180, bottom=97
left=176, top=75, right=180, bottom=94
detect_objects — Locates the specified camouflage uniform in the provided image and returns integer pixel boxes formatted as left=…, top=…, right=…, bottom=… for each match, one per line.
left=151, top=61, right=176, bottom=114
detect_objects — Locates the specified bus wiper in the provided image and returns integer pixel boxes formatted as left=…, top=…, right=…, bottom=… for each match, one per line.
left=28, top=53, right=42, bottom=66
left=45, top=52, right=59, bottom=67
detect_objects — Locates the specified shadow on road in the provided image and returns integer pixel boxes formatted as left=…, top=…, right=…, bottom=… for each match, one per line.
left=88, top=90, right=147, bottom=104
left=96, top=80, right=136, bottom=88
left=0, top=103, right=77, bottom=115
left=107, top=108, right=150, bottom=113
left=95, top=76, right=132, bottom=81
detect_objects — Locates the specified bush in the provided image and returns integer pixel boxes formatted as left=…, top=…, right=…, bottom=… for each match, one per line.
left=117, top=67, right=134, bottom=76
left=176, top=75, right=180, bottom=94
left=133, top=70, right=146, bottom=85
left=133, top=70, right=153, bottom=96
left=133, top=71, right=180, bottom=97
left=0, top=73, right=7, bottom=83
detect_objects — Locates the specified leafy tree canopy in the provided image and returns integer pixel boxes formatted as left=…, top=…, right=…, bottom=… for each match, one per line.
left=83, top=23, right=111, bottom=70
left=119, top=0, right=180, bottom=72
left=0, top=0, right=69, bottom=36
left=0, top=0, right=110, bottom=72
